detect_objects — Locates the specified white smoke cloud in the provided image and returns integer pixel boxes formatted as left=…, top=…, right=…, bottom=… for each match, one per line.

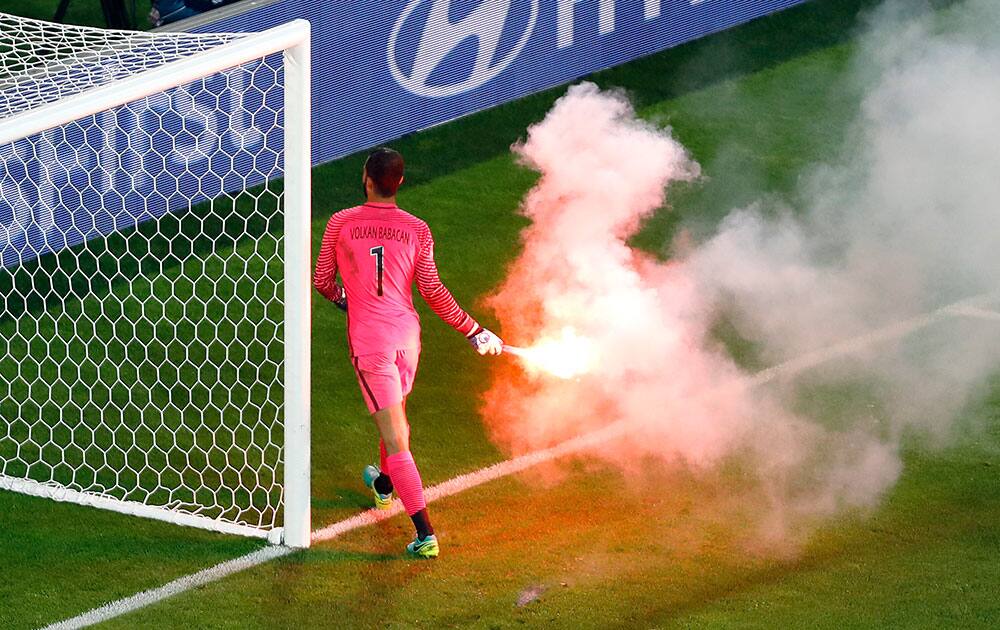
left=691, top=0, right=1000, bottom=437
left=483, top=0, right=1000, bottom=549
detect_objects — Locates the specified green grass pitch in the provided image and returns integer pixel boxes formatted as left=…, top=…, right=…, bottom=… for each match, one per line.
left=2, top=0, right=999, bottom=627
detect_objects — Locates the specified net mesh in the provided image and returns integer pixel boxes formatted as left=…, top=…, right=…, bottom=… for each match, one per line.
left=0, top=13, right=288, bottom=533
left=0, top=12, right=242, bottom=119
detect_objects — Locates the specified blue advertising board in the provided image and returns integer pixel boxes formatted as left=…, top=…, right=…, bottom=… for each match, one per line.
left=194, top=0, right=810, bottom=165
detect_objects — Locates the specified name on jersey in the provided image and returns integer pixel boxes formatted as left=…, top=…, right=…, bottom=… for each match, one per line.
left=349, top=224, right=412, bottom=245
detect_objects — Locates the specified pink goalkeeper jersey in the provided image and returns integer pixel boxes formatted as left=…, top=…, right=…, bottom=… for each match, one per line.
left=313, top=202, right=479, bottom=356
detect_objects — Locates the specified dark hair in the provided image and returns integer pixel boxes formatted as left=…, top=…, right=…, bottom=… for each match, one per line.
left=365, top=147, right=404, bottom=197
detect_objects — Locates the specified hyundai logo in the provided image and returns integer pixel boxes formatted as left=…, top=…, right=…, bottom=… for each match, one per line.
left=388, top=0, right=539, bottom=98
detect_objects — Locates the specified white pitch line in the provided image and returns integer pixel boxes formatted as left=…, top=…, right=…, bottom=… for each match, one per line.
left=750, top=293, right=998, bottom=385
left=946, top=304, right=1000, bottom=322
left=42, top=546, right=293, bottom=630
left=312, top=418, right=630, bottom=543
left=44, top=291, right=998, bottom=630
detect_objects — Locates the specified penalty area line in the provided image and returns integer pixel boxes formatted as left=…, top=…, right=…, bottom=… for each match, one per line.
left=43, top=291, right=996, bottom=630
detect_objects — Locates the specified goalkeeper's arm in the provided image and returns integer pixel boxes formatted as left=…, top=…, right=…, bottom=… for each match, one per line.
left=414, top=225, right=502, bottom=355
left=313, top=215, right=348, bottom=311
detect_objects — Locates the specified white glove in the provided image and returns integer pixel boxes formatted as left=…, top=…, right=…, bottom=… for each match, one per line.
left=468, top=327, right=503, bottom=356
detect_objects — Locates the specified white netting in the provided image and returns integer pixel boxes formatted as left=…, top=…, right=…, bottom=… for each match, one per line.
left=0, top=14, right=290, bottom=535
left=0, top=13, right=242, bottom=119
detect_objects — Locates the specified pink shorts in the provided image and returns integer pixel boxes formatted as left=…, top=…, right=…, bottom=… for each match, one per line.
left=352, top=349, right=420, bottom=414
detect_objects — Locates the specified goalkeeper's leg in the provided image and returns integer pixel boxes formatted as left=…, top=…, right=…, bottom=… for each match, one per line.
left=356, top=350, right=436, bottom=556
left=361, top=439, right=394, bottom=509
left=376, top=438, right=394, bottom=496
left=374, top=404, right=437, bottom=556
left=362, top=458, right=393, bottom=510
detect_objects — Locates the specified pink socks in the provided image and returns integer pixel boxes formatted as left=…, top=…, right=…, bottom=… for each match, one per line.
left=385, top=450, right=427, bottom=516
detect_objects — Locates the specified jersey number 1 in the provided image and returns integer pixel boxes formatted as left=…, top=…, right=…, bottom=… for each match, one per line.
left=370, top=246, right=384, bottom=296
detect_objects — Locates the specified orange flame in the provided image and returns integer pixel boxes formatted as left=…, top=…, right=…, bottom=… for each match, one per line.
left=505, top=327, right=596, bottom=380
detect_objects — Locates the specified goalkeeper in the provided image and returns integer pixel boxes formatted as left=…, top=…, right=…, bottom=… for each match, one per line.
left=313, top=147, right=503, bottom=559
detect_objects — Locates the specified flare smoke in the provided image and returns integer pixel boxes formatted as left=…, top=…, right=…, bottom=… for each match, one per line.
left=483, top=0, right=1000, bottom=545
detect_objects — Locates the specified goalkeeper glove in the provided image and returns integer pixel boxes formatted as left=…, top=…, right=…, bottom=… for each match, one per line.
left=468, top=326, right=503, bottom=356
left=332, top=284, right=347, bottom=312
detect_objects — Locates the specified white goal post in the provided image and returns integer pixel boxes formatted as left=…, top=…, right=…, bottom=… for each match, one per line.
left=0, top=15, right=311, bottom=547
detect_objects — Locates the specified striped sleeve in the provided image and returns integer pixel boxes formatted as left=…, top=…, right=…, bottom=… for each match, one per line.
left=414, top=223, right=479, bottom=337
left=313, top=213, right=345, bottom=303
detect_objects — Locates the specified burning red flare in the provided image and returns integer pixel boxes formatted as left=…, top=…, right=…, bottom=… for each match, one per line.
left=504, top=327, right=596, bottom=380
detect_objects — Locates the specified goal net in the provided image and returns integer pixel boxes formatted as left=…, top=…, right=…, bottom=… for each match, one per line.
left=0, top=14, right=312, bottom=546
